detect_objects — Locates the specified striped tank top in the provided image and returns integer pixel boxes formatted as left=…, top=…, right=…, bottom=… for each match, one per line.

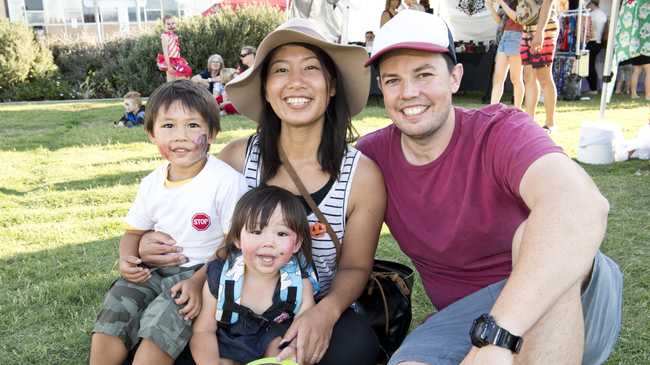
left=243, top=135, right=361, bottom=296
left=162, top=31, right=180, bottom=58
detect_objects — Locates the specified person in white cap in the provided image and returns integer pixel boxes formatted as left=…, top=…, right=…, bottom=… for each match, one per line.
left=357, top=10, right=622, bottom=365
left=136, top=17, right=385, bottom=365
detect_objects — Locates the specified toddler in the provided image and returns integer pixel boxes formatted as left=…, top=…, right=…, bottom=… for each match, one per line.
left=114, top=91, right=145, bottom=128
left=191, top=186, right=318, bottom=365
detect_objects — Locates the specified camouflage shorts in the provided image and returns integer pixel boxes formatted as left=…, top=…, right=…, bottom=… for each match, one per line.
left=92, top=265, right=202, bottom=359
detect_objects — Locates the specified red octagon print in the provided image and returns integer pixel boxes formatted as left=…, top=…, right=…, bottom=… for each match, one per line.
left=192, top=213, right=211, bottom=231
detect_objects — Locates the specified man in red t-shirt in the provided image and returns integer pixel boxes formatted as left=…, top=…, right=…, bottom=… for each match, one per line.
left=357, top=10, right=622, bottom=365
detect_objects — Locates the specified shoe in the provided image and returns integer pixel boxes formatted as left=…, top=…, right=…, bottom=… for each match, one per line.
left=542, top=125, right=556, bottom=134
left=586, top=90, right=598, bottom=95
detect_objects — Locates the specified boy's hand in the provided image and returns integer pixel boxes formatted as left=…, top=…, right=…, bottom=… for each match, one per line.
left=170, top=276, right=203, bottom=320
left=119, top=255, right=150, bottom=283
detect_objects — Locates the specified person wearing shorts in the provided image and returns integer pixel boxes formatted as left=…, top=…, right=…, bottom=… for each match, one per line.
left=486, top=0, right=525, bottom=109
left=389, top=252, right=622, bottom=365
left=359, top=10, right=622, bottom=365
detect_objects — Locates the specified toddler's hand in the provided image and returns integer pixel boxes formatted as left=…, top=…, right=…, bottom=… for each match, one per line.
left=119, top=255, right=150, bottom=283
left=170, top=277, right=203, bottom=320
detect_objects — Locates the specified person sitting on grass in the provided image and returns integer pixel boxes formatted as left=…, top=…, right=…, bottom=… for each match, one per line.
left=191, top=185, right=317, bottom=365
left=114, top=91, right=146, bottom=128
left=89, top=80, right=248, bottom=365
left=237, top=45, right=256, bottom=73
left=358, top=10, right=622, bottom=365
left=215, top=68, right=238, bottom=116
left=191, top=54, right=225, bottom=95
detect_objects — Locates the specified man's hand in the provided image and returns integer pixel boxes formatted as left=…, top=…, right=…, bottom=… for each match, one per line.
left=170, top=276, right=203, bottom=321
left=531, top=30, right=544, bottom=53
left=460, top=346, right=514, bottom=365
left=139, top=231, right=187, bottom=267
left=119, top=255, right=150, bottom=283
left=276, top=304, right=339, bottom=365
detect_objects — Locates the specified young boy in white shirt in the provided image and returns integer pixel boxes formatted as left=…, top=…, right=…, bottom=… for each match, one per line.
left=90, top=80, right=248, bottom=365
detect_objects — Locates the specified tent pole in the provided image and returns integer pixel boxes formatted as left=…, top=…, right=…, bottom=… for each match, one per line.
left=598, top=0, right=620, bottom=119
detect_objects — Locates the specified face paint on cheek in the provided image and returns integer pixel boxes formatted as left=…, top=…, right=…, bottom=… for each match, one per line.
left=157, top=144, right=172, bottom=160
left=193, top=134, right=208, bottom=154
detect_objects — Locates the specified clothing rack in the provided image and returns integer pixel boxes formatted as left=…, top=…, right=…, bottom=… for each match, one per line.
left=553, top=0, right=590, bottom=100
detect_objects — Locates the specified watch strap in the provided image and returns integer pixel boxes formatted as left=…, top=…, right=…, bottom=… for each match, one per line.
left=493, top=326, right=523, bottom=353
left=472, top=313, right=523, bottom=353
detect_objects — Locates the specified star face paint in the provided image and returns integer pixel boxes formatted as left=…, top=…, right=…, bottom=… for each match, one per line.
left=236, top=206, right=301, bottom=278
left=148, top=101, right=213, bottom=181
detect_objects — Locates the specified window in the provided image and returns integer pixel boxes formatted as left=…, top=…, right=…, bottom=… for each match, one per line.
left=83, top=5, right=96, bottom=23
left=25, top=0, right=44, bottom=25
left=144, top=0, right=162, bottom=21
left=65, top=0, right=84, bottom=25
left=100, top=7, right=118, bottom=22
left=25, top=0, right=44, bottom=11
left=162, top=0, right=178, bottom=17
left=128, top=6, right=138, bottom=22
left=26, top=11, right=45, bottom=24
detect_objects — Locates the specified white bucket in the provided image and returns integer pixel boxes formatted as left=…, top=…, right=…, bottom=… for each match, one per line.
left=577, top=122, right=622, bottom=165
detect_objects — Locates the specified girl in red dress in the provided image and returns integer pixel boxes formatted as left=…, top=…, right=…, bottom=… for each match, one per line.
left=156, top=15, right=192, bottom=82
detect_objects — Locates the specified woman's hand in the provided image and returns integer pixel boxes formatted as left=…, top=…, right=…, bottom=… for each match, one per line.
left=170, top=275, right=204, bottom=321
left=276, top=304, right=339, bottom=365
left=139, top=231, right=188, bottom=267
left=119, top=255, right=150, bottom=283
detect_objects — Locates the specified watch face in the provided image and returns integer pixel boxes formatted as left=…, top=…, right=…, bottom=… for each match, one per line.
left=470, top=317, right=489, bottom=347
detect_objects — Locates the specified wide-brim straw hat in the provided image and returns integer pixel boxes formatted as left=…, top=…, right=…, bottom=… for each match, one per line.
left=226, top=18, right=370, bottom=124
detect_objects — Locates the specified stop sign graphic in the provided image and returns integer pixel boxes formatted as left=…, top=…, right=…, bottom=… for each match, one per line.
left=192, top=213, right=211, bottom=231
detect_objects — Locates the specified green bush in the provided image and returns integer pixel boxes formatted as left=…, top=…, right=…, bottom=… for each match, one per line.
left=0, top=19, right=56, bottom=90
left=0, top=73, right=75, bottom=101
left=50, top=5, right=284, bottom=99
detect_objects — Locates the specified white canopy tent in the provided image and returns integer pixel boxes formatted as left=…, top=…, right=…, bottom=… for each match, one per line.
left=598, top=0, right=621, bottom=118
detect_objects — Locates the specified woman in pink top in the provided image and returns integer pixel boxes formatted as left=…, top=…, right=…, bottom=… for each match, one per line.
left=156, top=15, right=192, bottom=82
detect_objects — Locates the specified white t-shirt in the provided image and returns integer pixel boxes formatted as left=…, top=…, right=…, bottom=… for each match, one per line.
left=590, top=7, right=607, bottom=43
left=126, top=155, right=248, bottom=267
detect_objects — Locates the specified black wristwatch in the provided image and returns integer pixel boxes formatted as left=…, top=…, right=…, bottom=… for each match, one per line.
left=469, top=313, right=523, bottom=353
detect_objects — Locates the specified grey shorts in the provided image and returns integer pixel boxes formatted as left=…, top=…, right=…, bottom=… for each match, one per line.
left=92, top=265, right=201, bottom=359
left=389, top=251, right=622, bottom=365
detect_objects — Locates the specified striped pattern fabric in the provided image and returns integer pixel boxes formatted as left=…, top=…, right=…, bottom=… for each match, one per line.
left=163, top=31, right=181, bottom=58
left=243, top=135, right=361, bottom=296
left=520, top=22, right=558, bottom=68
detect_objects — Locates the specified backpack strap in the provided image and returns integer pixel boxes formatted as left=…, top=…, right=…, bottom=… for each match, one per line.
left=220, top=280, right=236, bottom=324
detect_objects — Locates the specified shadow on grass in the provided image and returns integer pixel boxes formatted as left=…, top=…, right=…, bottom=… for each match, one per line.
left=0, top=106, right=257, bottom=153
left=0, top=237, right=119, bottom=364
left=50, top=170, right=150, bottom=191
left=0, top=187, right=28, bottom=196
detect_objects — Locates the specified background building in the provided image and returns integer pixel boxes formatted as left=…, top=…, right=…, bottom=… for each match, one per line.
left=5, top=0, right=214, bottom=43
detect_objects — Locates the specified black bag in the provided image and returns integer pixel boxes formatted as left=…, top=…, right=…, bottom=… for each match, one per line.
left=279, top=146, right=415, bottom=363
left=356, top=259, right=414, bottom=362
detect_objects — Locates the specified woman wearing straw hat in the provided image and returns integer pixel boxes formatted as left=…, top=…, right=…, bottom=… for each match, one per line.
left=137, top=18, right=385, bottom=365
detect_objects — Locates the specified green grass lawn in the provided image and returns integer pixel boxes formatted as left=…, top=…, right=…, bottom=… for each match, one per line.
left=0, top=96, right=648, bottom=364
